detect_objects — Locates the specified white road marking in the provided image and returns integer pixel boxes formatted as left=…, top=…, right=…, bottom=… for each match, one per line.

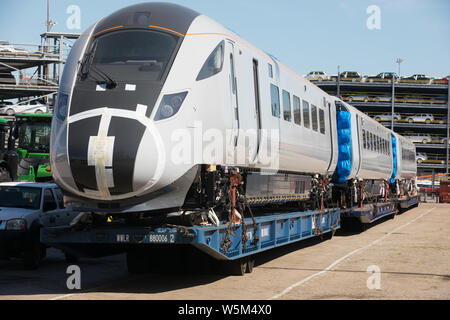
left=268, top=207, right=435, bottom=300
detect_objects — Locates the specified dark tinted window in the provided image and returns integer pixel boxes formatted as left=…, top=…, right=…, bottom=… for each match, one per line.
left=0, top=187, right=41, bottom=210
left=303, top=100, right=310, bottom=128
left=311, top=104, right=318, bottom=131
left=87, top=30, right=178, bottom=81
left=363, top=130, right=367, bottom=149
left=319, top=109, right=325, bottom=134
left=268, top=64, right=273, bottom=78
left=293, top=95, right=301, bottom=125
left=282, top=90, right=291, bottom=122
left=54, top=188, right=65, bottom=208
left=270, top=84, right=280, bottom=118
left=43, top=189, right=57, bottom=211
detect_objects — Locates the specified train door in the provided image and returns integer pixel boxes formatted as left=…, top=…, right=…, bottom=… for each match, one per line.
left=326, top=101, right=338, bottom=173
left=226, top=40, right=239, bottom=152
left=252, top=59, right=262, bottom=162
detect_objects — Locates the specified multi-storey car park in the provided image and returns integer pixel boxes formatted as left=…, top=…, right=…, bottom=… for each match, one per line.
left=310, top=76, right=450, bottom=185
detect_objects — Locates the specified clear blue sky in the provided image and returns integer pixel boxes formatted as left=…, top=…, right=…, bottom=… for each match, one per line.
left=1, top=0, right=449, bottom=78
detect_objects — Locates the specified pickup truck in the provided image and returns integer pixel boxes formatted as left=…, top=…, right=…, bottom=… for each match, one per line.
left=0, top=182, right=80, bottom=269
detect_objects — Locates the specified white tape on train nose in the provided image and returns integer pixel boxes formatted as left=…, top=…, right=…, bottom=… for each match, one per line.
left=88, top=136, right=115, bottom=167
left=125, top=84, right=136, bottom=91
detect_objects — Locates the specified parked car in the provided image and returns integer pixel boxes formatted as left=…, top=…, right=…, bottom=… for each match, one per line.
left=404, top=134, right=432, bottom=144
left=0, top=45, right=28, bottom=54
left=346, top=94, right=369, bottom=102
left=365, top=72, right=398, bottom=82
left=432, top=76, right=449, bottom=85
left=400, top=74, right=431, bottom=83
left=416, top=153, right=428, bottom=163
left=0, top=100, right=49, bottom=116
left=373, top=113, right=401, bottom=122
left=405, top=114, right=434, bottom=124
left=371, top=95, right=392, bottom=103
left=0, top=101, right=13, bottom=109
left=440, top=137, right=448, bottom=144
left=417, top=180, right=440, bottom=195
left=339, top=71, right=362, bottom=81
left=305, top=71, right=328, bottom=81
left=0, top=182, right=81, bottom=268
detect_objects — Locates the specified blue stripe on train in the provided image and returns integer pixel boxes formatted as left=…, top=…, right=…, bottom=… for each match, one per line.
left=334, top=110, right=352, bottom=183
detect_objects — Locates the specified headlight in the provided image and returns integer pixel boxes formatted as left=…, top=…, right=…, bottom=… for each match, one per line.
left=55, top=93, right=69, bottom=121
left=6, top=219, right=27, bottom=230
left=154, top=92, right=188, bottom=121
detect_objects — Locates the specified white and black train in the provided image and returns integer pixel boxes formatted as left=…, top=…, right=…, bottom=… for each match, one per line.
left=50, top=3, right=417, bottom=225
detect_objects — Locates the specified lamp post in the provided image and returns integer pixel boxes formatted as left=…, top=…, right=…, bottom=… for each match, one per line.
left=396, top=58, right=404, bottom=78
left=337, top=65, right=341, bottom=99
left=446, top=75, right=450, bottom=176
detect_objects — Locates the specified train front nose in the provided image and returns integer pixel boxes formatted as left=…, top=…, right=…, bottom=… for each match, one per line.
left=67, top=109, right=164, bottom=200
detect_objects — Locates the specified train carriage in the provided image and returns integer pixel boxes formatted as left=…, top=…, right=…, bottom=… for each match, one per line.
left=50, top=2, right=417, bottom=225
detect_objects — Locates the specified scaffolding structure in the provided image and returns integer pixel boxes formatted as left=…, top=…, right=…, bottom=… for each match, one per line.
left=0, top=32, right=80, bottom=102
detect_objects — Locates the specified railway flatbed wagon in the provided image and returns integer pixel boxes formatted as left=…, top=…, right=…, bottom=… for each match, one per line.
left=341, top=202, right=397, bottom=225
left=397, top=195, right=420, bottom=210
left=41, top=208, right=340, bottom=275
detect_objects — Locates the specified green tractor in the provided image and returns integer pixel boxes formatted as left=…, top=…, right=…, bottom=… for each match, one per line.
left=0, top=114, right=52, bottom=182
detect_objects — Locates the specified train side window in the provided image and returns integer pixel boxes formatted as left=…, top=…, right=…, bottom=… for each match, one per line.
left=376, top=136, right=380, bottom=153
left=378, top=136, right=381, bottom=153
left=270, top=84, right=280, bottom=118
left=302, top=100, right=311, bottom=128
left=362, top=130, right=366, bottom=149
left=293, top=95, right=301, bottom=125
left=319, top=109, right=325, bottom=134
left=268, top=64, right=273, bottom=78
left=374, top=135, right=377, bottom=152
left=311, top=104, right=318, bottom=131
left=282, top=90, right=292, bottom=122
left=370, top=133, right=373, bottom=151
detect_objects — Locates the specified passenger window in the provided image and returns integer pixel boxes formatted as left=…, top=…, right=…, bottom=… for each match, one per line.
left=370, top=133, right=374, bottom=151
left=302, top=100, right=310, bottom=128
left=54, top=188, right=65, bottom=208
left=282, top=90, right=292, bottom=122
left=311, top=104, right=318, bottom=131
left=311, top=105, right=318, bottom=131
left=319, top=109, right=325, bottom=134
left=268, top=64, right=273, bottom=78
left=362, top=130, right=366, bottom=149
left=43, top=189, right=57, bottom=212
left=270, top=84, right=280, bottom=118
left=293, top=95, right=301, bottom=125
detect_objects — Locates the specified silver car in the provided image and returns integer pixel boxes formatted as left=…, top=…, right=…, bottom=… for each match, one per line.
left=0, top=182, right=81, bottom=269
left=405, top=114, right=434, bottom=124
left=373, top=113, right=401, bottom=122
left=404, top=135, right=432, bottom=144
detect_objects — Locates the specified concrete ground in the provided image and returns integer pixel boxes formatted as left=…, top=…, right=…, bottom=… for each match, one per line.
left=0, top=203, right=449, bottom=300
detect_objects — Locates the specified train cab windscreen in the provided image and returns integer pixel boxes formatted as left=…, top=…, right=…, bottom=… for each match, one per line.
left=80, top=30, right=178, bottom=83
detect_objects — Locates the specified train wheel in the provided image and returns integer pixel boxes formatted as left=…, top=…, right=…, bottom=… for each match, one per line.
left=223, top=258, right=247, bottom=276
left=246, top=257, right=255, bottom=274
